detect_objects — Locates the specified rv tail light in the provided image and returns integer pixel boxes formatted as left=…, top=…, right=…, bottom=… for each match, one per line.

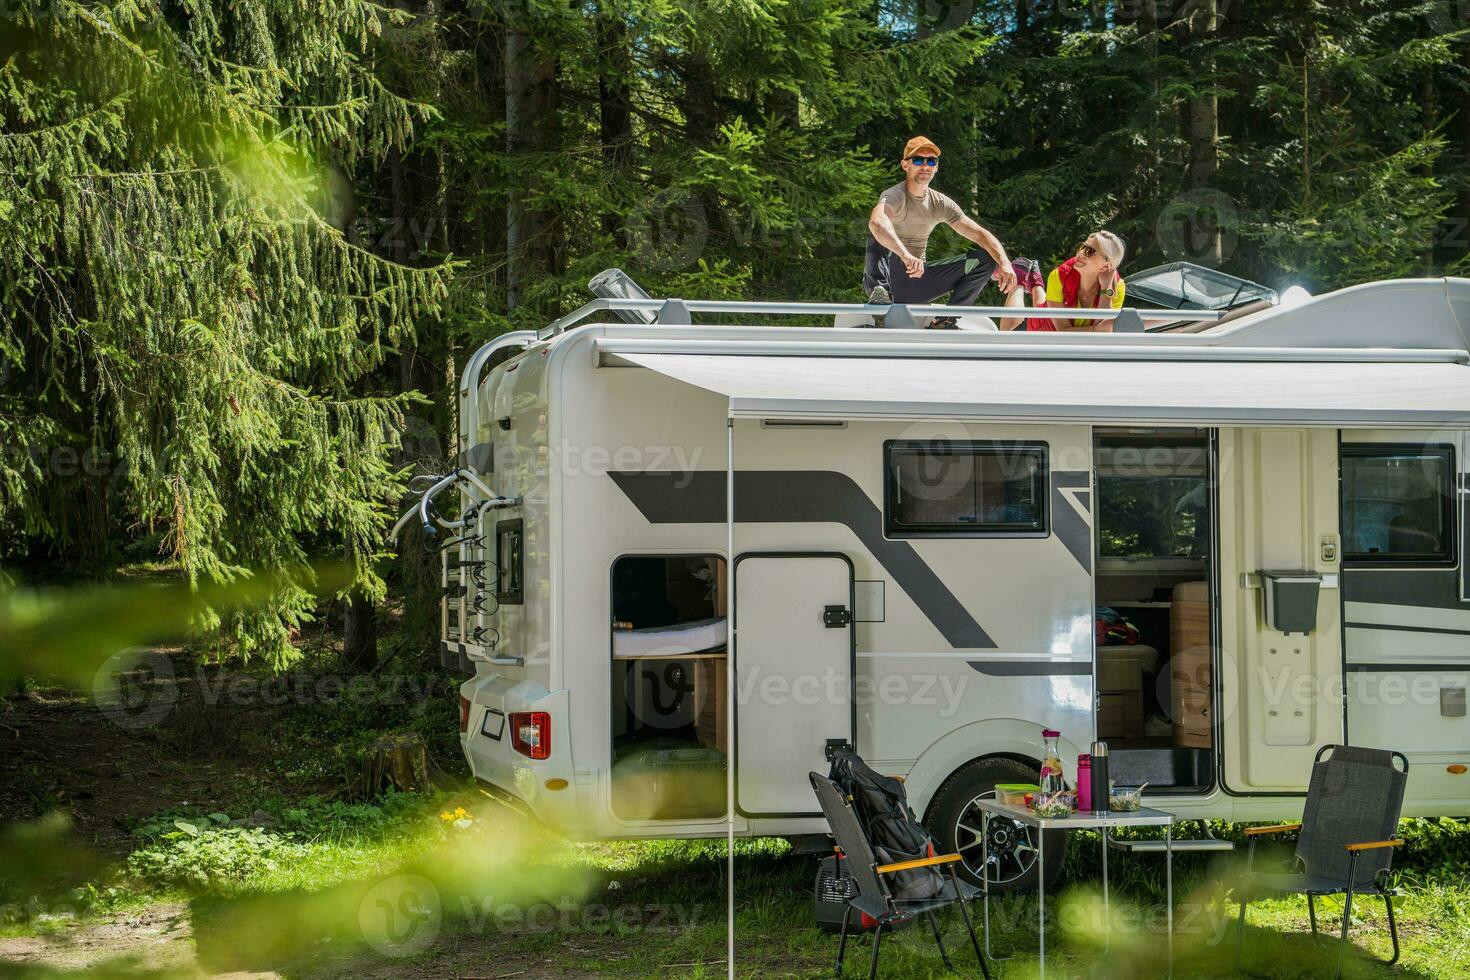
left=509, top=711, right=551, bottom=760
left=458, top=696, right=471, bottom=733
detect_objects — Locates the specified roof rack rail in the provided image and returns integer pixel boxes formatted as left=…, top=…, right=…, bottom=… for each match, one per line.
left=539, top=297, right=1223, bottom=339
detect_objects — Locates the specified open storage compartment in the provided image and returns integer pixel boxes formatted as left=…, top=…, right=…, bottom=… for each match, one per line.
left=609, top=554, right=728, bottom=820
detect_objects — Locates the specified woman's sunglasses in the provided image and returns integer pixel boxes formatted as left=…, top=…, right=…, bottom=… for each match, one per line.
left=1077, top=242, right=1099, bottom=257
left=908, top=156, right=939, bottom=167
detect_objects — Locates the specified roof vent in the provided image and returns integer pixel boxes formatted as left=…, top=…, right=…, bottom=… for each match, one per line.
left=588, top=268, right=657, bottom=324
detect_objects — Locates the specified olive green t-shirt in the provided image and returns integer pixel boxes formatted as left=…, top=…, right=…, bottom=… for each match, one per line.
left=878, top=182, right=965, bottom=260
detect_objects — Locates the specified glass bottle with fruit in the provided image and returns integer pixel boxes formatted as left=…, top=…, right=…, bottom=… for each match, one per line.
left=1039, top=729, right=1065, bottom=795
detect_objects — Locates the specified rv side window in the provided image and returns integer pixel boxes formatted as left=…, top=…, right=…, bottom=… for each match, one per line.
left=495, top=519, right=524, bottom=602
left=1342, top=445, right=1455, bottom=565
left=884, top=440, right=1048, bottom=537
left=1096, top=436, right=1210, bottom=560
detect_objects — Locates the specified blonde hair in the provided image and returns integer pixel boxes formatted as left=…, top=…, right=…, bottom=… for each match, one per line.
left=1091, top=230, right=1126, bottom=268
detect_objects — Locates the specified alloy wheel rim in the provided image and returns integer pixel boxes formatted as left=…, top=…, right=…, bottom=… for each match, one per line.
left=953, top=794, right=1039, bottom=885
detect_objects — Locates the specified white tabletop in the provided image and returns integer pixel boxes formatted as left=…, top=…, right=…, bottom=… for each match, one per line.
left=974, top=798, right=1176, bottom=830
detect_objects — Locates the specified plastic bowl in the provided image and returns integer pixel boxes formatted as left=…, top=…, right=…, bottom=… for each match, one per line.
left=1030, top=792, right=1075, bottom=818
left=1109, top=788, right=1143, bottom=811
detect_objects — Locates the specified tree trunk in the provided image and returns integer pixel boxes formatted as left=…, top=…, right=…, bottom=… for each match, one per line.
left=1186, top=0, right=1221, bottom=265
left=504, top=22, right=530, bottom=310
left=343, top=537, right=377, bottom=671
left=504, top=3, right=560, bottom=309
left=361, top=733, right=433, bottom=797
left=680, top=45, right=725, bottom=252
left=1422, top=66, right=1438, bottom=274
left=1138, top=0, right=1161, bottom=257
left=597, top=4, right=634, bottom=248
left=1462, top=42, right=1470, bottom=270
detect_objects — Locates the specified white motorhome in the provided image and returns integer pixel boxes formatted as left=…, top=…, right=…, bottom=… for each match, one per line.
left=405, top=269, right=1470, bottom=890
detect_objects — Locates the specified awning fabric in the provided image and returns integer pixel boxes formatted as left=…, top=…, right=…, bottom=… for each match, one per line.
left=616, top=352, right=1470, bottom=426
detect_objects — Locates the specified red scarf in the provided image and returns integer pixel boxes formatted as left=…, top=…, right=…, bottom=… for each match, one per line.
left=1026, top=257, right=1084, bottom=332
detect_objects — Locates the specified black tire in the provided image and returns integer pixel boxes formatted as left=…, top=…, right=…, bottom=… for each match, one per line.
left=924, top=756, right=1068, bottom=893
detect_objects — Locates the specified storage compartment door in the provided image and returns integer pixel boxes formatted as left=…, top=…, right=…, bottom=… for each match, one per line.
left=734, top=554, right=854, bottom=817
left=1218, top=427, right=1344, bottom=792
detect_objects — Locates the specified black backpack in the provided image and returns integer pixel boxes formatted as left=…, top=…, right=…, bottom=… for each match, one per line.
left=827, top=749, right=946, bottom=901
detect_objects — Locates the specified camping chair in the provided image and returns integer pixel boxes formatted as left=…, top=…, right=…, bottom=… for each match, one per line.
left=1234, top=744, right=1408, bottom=978
left=809, top=772, right=993, bottom=980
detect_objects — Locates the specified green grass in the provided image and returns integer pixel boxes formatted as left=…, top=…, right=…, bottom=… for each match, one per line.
left=4, top=640, right=1468, bottom=977
left=6, top=794, right=1470, bottom=978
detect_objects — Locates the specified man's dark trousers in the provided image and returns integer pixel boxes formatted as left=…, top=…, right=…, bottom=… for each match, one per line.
left=863, top=235, right=998, bottom=306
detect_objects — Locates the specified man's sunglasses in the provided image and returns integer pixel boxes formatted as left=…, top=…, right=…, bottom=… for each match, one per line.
left=908, top=156, right=939, bottom=167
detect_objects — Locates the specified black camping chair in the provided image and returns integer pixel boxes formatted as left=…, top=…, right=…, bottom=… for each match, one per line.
left=810, top=772, right=993, bottom=980
left=1234, top=744, right=1409, bottom=978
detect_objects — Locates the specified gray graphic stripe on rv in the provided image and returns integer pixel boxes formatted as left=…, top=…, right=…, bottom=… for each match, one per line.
left=1343, top=569, right=1470, bottom=610
left=1051, top=470, right=1092, bottom=575
left=607, top=470, right=997, bottom=649
left=966, top=660, right=1090, bottom=677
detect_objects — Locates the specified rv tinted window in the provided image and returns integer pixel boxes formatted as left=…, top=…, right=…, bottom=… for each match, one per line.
left=1095, top=438, right=1210, bottom=560
left=1099, top=477, right=1208, bottom=559
left=885, top=441, right=1047, bottom=537
left=496, top=519, right=524, bottom=602
left=1342, top=446, right=1454, bottom=564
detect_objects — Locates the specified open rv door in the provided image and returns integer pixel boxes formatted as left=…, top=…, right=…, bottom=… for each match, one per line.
left=733, top=553, right=855, bottom=818
left=1218, top=428, right=1344, bottom=792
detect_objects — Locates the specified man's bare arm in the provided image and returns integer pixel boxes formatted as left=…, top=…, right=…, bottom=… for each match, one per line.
left=950, top=215, right=1010, bottom=268
left=869, top=202, right=923, bottom=278
left=950, top=215, right=1015, bottom=292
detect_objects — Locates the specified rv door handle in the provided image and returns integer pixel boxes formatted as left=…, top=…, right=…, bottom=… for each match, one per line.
left=823, top=605, right=852, bottom=628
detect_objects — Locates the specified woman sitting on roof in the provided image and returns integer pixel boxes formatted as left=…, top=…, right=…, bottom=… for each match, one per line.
left=1027, top=231, right=1127, bottom=332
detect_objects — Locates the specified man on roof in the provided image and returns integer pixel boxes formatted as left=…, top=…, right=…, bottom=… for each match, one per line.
left=864, top=136, right=1018, bottom=329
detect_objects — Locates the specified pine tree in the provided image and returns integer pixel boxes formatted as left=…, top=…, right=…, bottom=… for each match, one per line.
left=0, top=1, right=452, bottom=667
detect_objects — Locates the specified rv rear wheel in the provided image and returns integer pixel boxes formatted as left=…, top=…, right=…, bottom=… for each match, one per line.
left=925, top=757, right=1068, bottom=894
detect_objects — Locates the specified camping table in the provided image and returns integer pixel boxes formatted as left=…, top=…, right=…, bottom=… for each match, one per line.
left=972, top=799, right=1176, bottom=979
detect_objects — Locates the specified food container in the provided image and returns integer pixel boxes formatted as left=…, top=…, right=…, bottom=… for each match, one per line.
left=1109, top=786, right=1144, bottom=811
left=995, top=783, right=1039, bottom=806
left=1030, top=791, right=1075, bottom=819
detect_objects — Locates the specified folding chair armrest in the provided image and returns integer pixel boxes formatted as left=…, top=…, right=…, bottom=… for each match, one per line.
left=1344, top=839, right=1404, bottom=852
left=876, top=853, right=963, bottom=874
left=1243, top=823, right=1301, bottom=836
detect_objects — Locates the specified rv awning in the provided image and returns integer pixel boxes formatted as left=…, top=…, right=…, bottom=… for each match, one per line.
left=614, top=352, right=1470, bottom=426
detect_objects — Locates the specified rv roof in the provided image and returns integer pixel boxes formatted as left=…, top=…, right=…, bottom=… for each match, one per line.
left=544, top=277, right=1470, bottom=358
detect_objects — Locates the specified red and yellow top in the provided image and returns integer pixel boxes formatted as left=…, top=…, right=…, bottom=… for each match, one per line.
left=1027, top=257, right=1127, bottom=331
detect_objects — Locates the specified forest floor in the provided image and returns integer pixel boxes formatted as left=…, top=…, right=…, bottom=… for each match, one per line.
left=2, top=651, right=1470, bottom=978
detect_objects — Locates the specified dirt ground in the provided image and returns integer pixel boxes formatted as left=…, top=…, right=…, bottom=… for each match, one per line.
left=0, top=901, right=617, bottom=978
left=0, top=904, right=210, bottom=974
left=0, top=667, right=625, bottom=978
left=0, top=670, right=303, bottom=857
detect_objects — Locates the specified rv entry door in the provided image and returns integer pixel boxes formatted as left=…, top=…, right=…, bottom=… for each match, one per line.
left=1218, top=428, right=1344, bottom=792
left=733, top=553, right=855, bottom=818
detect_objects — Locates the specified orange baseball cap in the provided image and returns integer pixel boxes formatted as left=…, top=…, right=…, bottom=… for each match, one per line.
left=903, top=136, right=941, bottom=159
